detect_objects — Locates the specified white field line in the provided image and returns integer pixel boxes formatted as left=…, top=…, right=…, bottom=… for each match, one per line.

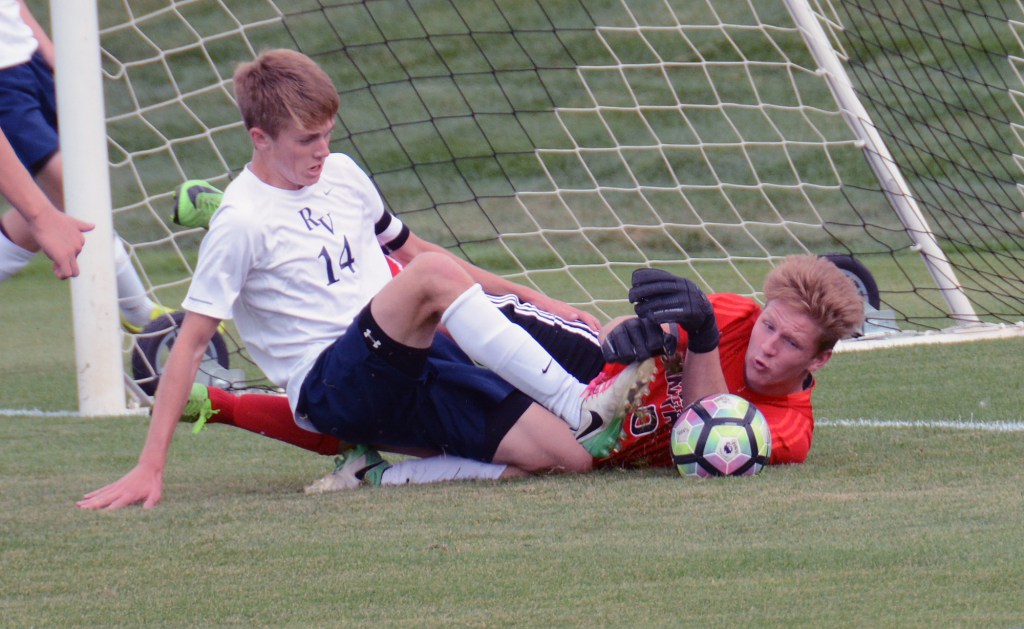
left=835, top=322, right=1024, bottom=352
left=0, top=408, right=147, bottom=418
left=3, top=409, right=1023, bottom=432
left=0, top=408, right=82, bottom=417
left=818, top=418, right=1024, bottom=432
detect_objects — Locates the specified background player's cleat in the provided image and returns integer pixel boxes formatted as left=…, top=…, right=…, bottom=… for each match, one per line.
left=304, top=445, right=390, bottom=494
left=172, top=179, right=223, bottom=229
left=121, top=305, right=176, bottom=335
left=576, top=358, right=657, bottom=458
left=180, top=382, right=219, bottom=434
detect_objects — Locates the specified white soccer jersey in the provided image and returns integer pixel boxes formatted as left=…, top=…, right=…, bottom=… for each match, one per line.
left=184, top=153, right=406, bottom=424
left=0, top=0, right=37, bottom=69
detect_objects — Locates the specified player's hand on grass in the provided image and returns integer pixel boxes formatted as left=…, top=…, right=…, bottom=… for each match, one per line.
left=76, top=464, right=164, bottom=510
left=629, top=268, right=719, bottom=353
left=601, top=316, right=678, bottom=364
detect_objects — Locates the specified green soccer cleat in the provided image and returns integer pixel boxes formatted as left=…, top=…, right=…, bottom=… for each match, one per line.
left=304, top=445, right=390, bottom=494
left=172, top=179, right=223, bottom=229
left=579, top=413, right=626, bottom=459
left=121, top=305, right=176, bottom=335
left=180, top=382, right=219, bottom=435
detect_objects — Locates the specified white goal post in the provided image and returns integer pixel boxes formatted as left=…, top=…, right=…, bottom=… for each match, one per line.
left=51, top=0, right=1024, bottom=414
left=784, top=0, right=978, bottom=325
left=51, top=0, right=124, bottom=415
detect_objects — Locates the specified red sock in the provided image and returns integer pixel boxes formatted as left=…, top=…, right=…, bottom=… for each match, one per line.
left=206, top=387, right=342, bottom=456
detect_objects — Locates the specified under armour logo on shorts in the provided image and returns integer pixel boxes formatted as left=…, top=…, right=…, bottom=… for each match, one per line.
left=363, top=328, right=382, bottom=349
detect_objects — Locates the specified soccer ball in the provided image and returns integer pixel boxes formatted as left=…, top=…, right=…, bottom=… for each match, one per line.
left=130, top=310, right=230, bottom=395
left=670, top=393, right=771, bottom=477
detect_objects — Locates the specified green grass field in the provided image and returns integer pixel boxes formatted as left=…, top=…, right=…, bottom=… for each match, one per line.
left=5, top=1, right=1024, bottom=626
left=3, top=255, right=1024, bottom=628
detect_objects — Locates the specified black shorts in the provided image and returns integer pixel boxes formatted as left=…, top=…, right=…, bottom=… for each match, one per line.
left=297, top=306, right=530, bottom=462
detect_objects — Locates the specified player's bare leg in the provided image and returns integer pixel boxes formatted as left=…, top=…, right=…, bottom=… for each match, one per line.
left=369, top=252, right=590, bottom=426
left=492, top=403, right=593, bottom=473
left=369, top=251, right=474, bottom=349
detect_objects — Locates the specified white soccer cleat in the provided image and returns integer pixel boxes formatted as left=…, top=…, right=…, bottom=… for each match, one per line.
left=303, top=445, right=389, bottom=494
left=575, top=358, right=657, bottom=457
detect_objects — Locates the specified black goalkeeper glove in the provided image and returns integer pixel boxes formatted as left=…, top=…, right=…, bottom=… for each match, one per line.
left=628, top=268, right=719, bottom=353
left=601, top=317, right=679, bottom=364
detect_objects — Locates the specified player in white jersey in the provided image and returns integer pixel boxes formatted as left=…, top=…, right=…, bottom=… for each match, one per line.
left=0, top=0, right=164, bottom=323
left=184, top=152, right=400, bottom=427
left=78, top=49, right=655, bottom=510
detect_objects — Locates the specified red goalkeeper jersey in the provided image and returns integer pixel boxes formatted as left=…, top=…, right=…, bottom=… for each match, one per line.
left=597, top=293, right=816, bottom=469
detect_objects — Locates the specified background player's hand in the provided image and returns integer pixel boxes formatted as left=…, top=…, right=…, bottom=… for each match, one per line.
left=628, top=268, right=719, bottom=353
left=30, top=209, right=94, bottom=280
left=601, top=316, right=678, bottom=364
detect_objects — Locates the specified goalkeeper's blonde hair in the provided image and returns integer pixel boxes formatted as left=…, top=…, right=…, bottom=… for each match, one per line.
left=233, top=49, right=340, bottom=138
left=763, top=255, right=865, bottom=353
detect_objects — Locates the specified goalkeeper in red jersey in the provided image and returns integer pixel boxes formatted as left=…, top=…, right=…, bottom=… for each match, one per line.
left=598, top=254, right=864, bottom=467
left=597, top=254, right=864, bottom=467
left=174, top=254, right=863, bottom=489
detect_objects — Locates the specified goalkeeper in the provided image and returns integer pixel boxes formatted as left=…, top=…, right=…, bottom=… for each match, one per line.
left=594, top=254, right=864, bottom=469
left=168, top=254, right=863, bottom=489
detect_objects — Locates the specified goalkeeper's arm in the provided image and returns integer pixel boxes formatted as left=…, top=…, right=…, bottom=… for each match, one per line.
left=675, top=344, right=727, bottom=408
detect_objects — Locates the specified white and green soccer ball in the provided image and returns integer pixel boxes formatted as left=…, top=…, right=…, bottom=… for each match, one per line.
left=670, top=393, right=771, bottom=477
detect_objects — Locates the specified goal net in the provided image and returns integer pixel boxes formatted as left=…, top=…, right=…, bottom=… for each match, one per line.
left=58, top=0, right=1024, bottom=404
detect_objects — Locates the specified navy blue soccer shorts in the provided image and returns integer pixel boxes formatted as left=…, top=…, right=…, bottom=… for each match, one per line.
left=0, top=52, right=59, bottom=174
left=297, top=305, right=532, bottom=462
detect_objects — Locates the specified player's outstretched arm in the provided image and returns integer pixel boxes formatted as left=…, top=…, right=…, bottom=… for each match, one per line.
left=390, top=231, right=600, bottom=329
left=77, top=461, right=166, bottom=511
left=77, top=312, right=222, bottom=510
left=17, top=0, right=55, bottom=69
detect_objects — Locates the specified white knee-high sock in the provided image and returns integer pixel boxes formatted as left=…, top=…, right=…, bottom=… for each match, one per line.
left=0, top=230, right=36, bottom=281
left=113, top=238, right=158, bottom=325
left=380, top=455, right=507, bottom=486
left=441, top=284, right=586, bottom=429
